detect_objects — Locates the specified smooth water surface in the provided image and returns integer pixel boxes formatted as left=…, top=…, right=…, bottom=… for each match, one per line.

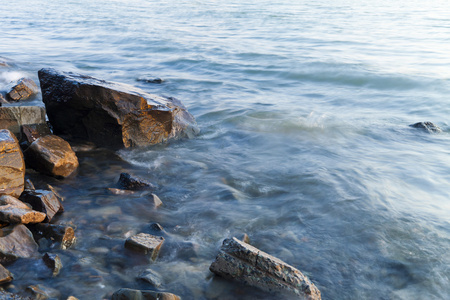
left=1, top=0, right=450, bottom=299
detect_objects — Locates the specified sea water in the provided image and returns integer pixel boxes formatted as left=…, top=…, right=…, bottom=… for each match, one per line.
left=1, top=0, right=449, bottom=299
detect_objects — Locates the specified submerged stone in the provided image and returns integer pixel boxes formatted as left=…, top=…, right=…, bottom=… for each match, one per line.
left=125, top=233, right=164, bottom=261
left=38, top=68, right=198, bottom=148
left=112, top=288, right=180, bottom=300
left=209, top=237, right=321, bottom=300
left=409, top=122, right=442, bottom=133
left=137, top=268, right=163, bottom=288
left=117, top=172, right=155, bottom=191
left=42, top=252, right=62, bottom=276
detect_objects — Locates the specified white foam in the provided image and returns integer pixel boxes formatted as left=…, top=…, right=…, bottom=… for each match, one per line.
left=0, top=71, right=24, bottom=85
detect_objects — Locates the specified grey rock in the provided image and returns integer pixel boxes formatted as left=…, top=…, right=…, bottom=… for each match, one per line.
left=6, top=78, right=39, bottom=101
left=0, top=106, right=47, bottom=140
left=149, top=193, right=163, bottom=208
left=112, top=288, right=180, bottom=300
left=409, top=122, right=442, bottom=133
left=125, top=233, right=164, bottom=261
left=38, top=68, right=198, bottom=148
left=0, top=195, right=30, bottom=209
left=0, top=130, right=25, bottom=198
left=0, top=224, right=38, bottom=263
left=209, top=237, right=321, bottom=300
left=137, top=268, right=163, bottom=288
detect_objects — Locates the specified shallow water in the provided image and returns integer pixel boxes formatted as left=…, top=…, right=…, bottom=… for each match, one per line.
left=1, top=0, right=450, bottom=299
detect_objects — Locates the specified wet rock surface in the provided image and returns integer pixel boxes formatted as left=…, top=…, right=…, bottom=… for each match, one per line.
left=409, top=121, right=442, bottom=133
left=24, top=135, right=79, bottom=178
left=42, top=252, right=62, bottom=276
left=125, top=233, right=164, bottom=260
left=6, top=78, right=39, bottom=101
left=117, top=172, right=155, bottom=191
left=210, top=237, right=321, bottom=300
left=26, top=223, right=76, bottom=250
left=19, top=189, right=63, bottom=222
left=0, top=106, right=47, bottom=141
left=0, top=130, right=25, bottom=198
left=0, top=263, right=13, bottom=284
left=0, top=224, right=38, bottom=262
left=0, top=205, right=46, bottom=224
left=38, top=68, right=198, bottom=148
left=137, top=268, right=163, bottom=288
left=112, top=288, right=181, bottom=300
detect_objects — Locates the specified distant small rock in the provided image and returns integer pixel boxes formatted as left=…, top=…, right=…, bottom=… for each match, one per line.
left=117, top=172, right=155, bottom=191
left=149, top=193, right=163, bottom=208
left=27, top=223, right=76, bottom=250
left=42, top=252, right=62, bottom=276
left=137, top=268, right=163, bottom=288
left=409, top=122, right=442, bottom=133
left=137, top=77, right=164, bottom=84
left=6, top=78, right=39, bottom=101
left=125, top=233, right=164, bottom=261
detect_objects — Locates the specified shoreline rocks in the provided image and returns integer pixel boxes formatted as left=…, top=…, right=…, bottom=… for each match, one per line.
left=0, top=129, right=25, bottom=198
left=6, top=78, right=39, bottom=102
left=38, top=68, right=198, bottom=148
left=210, top=237, right=321, bottom=300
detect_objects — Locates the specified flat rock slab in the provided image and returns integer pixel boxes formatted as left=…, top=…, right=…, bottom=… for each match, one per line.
left=0, top=205, right=46, bottom=224
left=39, top=68, right=199, bottom=148
left=125, top=233, right=164, bottom=261
left=27, top=223, right=76, bottom=250
left=112, top=288, right=180, bottom=300
left=0, top=224, right=38, bottom=262
left=210, top=237, right=321, bottom=300
left=0, top=106, right=46, bottom=140
left=24, top=135, right=79, bottom=178
left=0, top=129, right=25, bottom=198
left=0, top=263, right=13, bottom=284
left=19, top=189, right=63, bottom=222
left=6, top=78, right=39, bottom=101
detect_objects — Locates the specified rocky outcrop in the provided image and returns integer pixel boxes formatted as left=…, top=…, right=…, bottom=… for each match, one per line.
left=23, top=135, right=79, bottom=178
left=0, top=224, right=38, bottom=262
left=125, top=233, right=164, bottom=261
left=112, top=288, right=180, bottom=300
left=209, top=237, right=321, bottom=300
left=19, top=189, right=63, bottom=222
left=0, top=129, right=25, bottom=198
left=27, top=223, right=76, bottom=250
left=409, top=122, right=442, bottom=133
left=38, top=68, right=198, bottom=148
left=6, top=78, right=39, bottom=101
left=0, top=106, right=47, bottom=140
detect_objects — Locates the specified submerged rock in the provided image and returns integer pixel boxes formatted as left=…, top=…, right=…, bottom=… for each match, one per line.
left=0, top=291, right=32, bottom=300
left=409, top=122, right=442, bottom=133
left=125, top=233, right=164, bottom=261
left=38, top=68, right=198, bottom=148
left=0, top=129, right=25, bottom=198
left=27, top=223, right=76, bottom=250
left=19, top=189, right=63, bottom=222
left=117, top=173, right=155, bottom=191
left=42, top=252, right=62, bottom=276
left=6, top=78, right=39, bottom=101
left=24, top=135, right=79, bottom=178
left=209, top=237, right=321, bottom=300
left=26, top=284, right=60, bottom=300
left=112, top=288, right=180, bottom=300
left=137, top=268, right=163, bottom=288
left=0, top=224, right=38, bottom=262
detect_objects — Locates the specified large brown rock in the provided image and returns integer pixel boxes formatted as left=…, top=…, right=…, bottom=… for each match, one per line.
left=24, top=135, right=79, bottom=178
left=0, top=106, right=47, bottom=140
left=209, top=237, right=321, bottom=300
left=0, top=205, right=46, bottom=224
left=0, top=224, right=39, bottom=262
left=0, top=129, right=25, bottom=198
left=6, top=78, right=39, bottom=101
left=19, top=189, right=63, bottom=222
left=38, top=68, right=198, bottom=148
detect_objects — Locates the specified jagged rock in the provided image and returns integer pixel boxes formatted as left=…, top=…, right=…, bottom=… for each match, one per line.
left=125, top=233, right=164, bottom=260
left=137, top=269, right=163, bottom=288
left=24, top=135, right=79, bottom=178
left=26, top=223, right=75, bottom=249
left=0, top=195, right=30, bottom=209
left=0, top=205, right=46, bottom=224
left=0, top=106, right=47, bottom=140
left=112, top=288, right=180, bottom=300
left=241, top=233, right=250, bottom=244
left=26, top=284, right=60, bottom=300
left=209, top=237, right=321, bottom=300
left=45, top=184, right=64, bottom=203
left=6, top=78, right=39, bottom=101
left=0, top=224, right=38, bottom=262
left=19, top=189, right=63, bottom=222
left=148, top=222, right=164, bottom=234
left=149, top=193, right=163, bottom=208
left=24, top=179, right=35, bottom=191
left=0, top=263, right=13, bottom=284
left=117, top=173, right=155, bottom=191
left=409, top=122, right=442, bottom=133
left=38, top=68, right=198, bottom=148
left=42, top=252, right=62, bottom=276
left=0, top=129, right=25, bottom=198
left=21, top=123, right=52, bottom=147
